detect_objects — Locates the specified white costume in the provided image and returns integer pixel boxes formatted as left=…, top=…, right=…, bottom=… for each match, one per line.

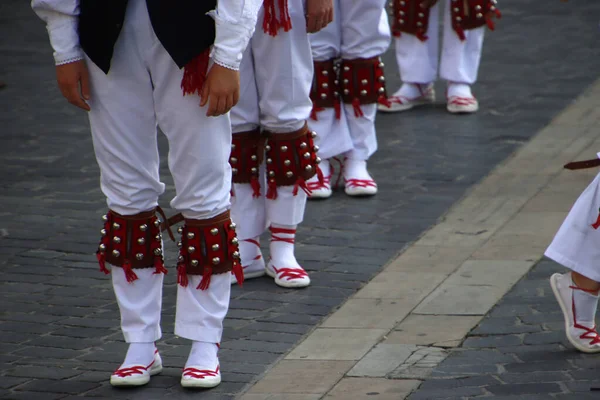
left=379, top=0, right=500, bottom=113
left=306, top=0, right=391, bottom=197
left=229, top=0, right=321, bottom=288
left=32, top=0, right=261, bottom=388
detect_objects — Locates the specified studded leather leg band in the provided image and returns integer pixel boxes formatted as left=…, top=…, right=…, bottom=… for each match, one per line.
left=263, top=123, right=323, bottom=199
left=340, top=57, right=389, bottom=117
left=451, top=0, right=501, bottom=41
left=391, top=0, right=433, bottom=41
left=97, top=208, right=168, bottom=283
left=176, top=210, right=242, bottom=290
left=230, top=129, right=267, bottom=197
left=310, top=59, right=341, bottom=121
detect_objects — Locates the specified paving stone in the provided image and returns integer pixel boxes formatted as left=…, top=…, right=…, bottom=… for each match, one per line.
left=324, top=378, right=420, bottom=400
left=13, top=379, right=101, bottom=394
left=347, top=344, right=417, bottom=378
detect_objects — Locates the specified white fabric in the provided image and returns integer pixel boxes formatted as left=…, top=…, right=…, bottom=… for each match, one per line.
left=86, top=0, right=231, bottom=219
left=186, top=342, right=219, bottom=369
left=175, top=274, right=231, bottom=342
left=308, top=0, right=390, bottom=161
left=269, top=223, right=302, bottom=270
left=393, top=0, right=485, bottom=85
left=112, top=268, right=163, bottom=343
left=122, top=342, right=155, bottom=367
left=32, top=0, right=261, bottom=69
left=230, top=0, right=311, bottom=239
left=574, top=287, right=599, bottom=327
left=447, top=82, right=473, bottom=98
left=546, top=172, right=600, bottom=283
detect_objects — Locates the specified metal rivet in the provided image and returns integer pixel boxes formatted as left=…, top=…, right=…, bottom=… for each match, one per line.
left=417, top=21, right=423, bottom=27
left=311, top=131, right=317, bottom=138
left=343, top=79, right=349, bottom=84
left=113, top=236, right=121, bottom=244
left=187, top=232, right=195, bottom=240
left=251, top=155, right=258, bottom=161
left=136, top=253, right=144, bottom=260
left=305, top=165, right=313, bottom=172
left=154, top=220, right=160, bottom=227
left=269, top=170, right=275, bottom=177
left=281, top=145, right=288, bottom=152
left=286, top=171, right=293, bottom=178
left=230, top=157, right=238, bottom=164
left=322, top=70, right=328, bottom=76
left=210, top=228, right=219, bottom=236
left=231, top=143, right=236, bottom=150
left=315, top=157, right=322, bottom=164
left=320, top=93, right=327, bottom=99
left=284, top=159, right=292, bottom=166
left=178, top=255, right=184, bottom=262
left=266, top=158, right=273, bottom=164
left=379, top=62, right=385, bottom=68
left=231, top=237, right=239, bottom=246
left=379, top=76, right=385, bottom=82
left=265, top=145, right=271, bottom=151
left=212, top=257, right=221, bottom=265
left=360, top=90, right=368, bottom=96
left=322, top=83, right=328, bottom=89
left=177, top=241, right=182, bottom=247
left=100, top=229, right=106, bottom=236
left=155, top=234, right=161, bottom=241
left=187, top=246, right=195, bottom=253
left=303, top=152, right=311, bottom=160
left=212, top=244, right=220, bottom=251
left=230, top=222, right=236, bottom=230
left=251, top=167, right=258, bottom=173
left=344, top=89, right=350, bottom=95
left=361, top=79, right=368, bottom=85
left=112, top=249, right=120, bottom=257
left=140, top=224, right=148, bottom=232
left=476, top=12, right=483, bottom=18
left=112, top=222, right=120, bottom=230
left=177, top=226, right=183, bottom=234
left=232, top=168, right=238, bottom=175
left=191, top=259, right=199, bottom=267
left=154, top=248, right=162, bottom=256
left=232, top=251, right=240, bottom=259
left=98, top=244, right=106, bottom=252
left=300, top=142, right=307, bottom=149
left=137, top=237, right=145, bottom=245
left=313, top=145, right=319, bottom=152
left=102, top=214, right=108, bottom=222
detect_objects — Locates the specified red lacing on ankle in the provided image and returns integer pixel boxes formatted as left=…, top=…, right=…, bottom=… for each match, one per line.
left=244, top=239, right=263, bottom=261
left=448, top=96, right=477, bottom=106
left=292, top=177, right=312, bottom=196
left=183, top=366, right=220, bottom=379
left=270, top=226, right=296, bottom=244
left=332, top=157, right=344, bottom=189
left=307, top=168, right=332, bottom=192
left=345, top=178, right=377, bottom=189
left=272, top=265, right=309, bottom=280
left=571, top=289, right=600, bottom=345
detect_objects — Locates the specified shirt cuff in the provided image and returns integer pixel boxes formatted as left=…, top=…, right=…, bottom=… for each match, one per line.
left=210, top=13, right=255, bottom=71
left=46, top=15, right=83, bottom=65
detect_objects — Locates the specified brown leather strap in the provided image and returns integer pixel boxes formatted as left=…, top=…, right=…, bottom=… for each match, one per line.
left=185, top=210, right=231, bottom=227
left=564, top=159, right=600, bottom=170
left=263, top=122, right=308, bottom=141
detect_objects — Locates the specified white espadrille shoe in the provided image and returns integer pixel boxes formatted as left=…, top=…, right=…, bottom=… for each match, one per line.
left=110, top=349, right=163, bottom=387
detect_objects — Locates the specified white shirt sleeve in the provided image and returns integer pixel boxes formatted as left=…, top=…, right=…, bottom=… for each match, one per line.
left=209, top=0, right=263, bottom=71
left=31, top=0, right=83, bottom=66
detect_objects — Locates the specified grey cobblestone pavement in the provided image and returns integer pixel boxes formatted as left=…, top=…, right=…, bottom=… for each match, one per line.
left=1, top=0, right=600, bottom=399
left=407, top=259, right=600, bottom=400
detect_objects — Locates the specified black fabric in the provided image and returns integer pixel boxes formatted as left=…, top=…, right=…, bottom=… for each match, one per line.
left=79, top=0, right=217, bottom=74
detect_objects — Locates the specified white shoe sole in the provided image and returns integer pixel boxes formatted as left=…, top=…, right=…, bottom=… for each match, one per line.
left=447, top=103, right=479, bottom=114
left=377, top=98, right=432, bottom=113
left=181, top=375, right=221, bottom=388
left=550, top=273, right=600, bottom=354
left=110, top=357, right=162, bottom=387
left=308, top=188, right=333, bottom=199
left=265, top=263, right=310, bottom=288
left=345, top=186, right=377, bottom=197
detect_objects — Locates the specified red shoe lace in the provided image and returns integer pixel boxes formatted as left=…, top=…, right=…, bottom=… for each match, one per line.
left=570, top=285, right=600, bottom=345
left=112, top=349, right=157, bottom=377
left=244, top=239, right=262, bottom=261
left=448, top=96, right=476, bottom=106
left=182, top=366, right=220, bottom=379
left=269, top=226, right=308, bottom=281
left=307, top=167, right=333, bottom=192
left=345, top=178, right=377, bottom=189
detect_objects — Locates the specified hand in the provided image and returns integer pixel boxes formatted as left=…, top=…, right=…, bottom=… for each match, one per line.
left=56, top=60, right=90, bottom=111
left=305, top=0, right=333, bottom=33
left=200, top=64, right=240, bottom=117
left=420, top=0, right=439, bottom=8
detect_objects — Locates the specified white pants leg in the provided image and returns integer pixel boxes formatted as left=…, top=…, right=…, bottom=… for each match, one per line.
left=254, top=0, right=312, bottom=226
left=175, top=274, right=231, bottom=342
left=308, top=0, right=353, bottom=161
left=393, top=2, right=439, bottom=84
left=546, top=173, right=600, bottom=283
left=340, top=0, right=391, bottom=161
left=88, top=0, right=231, bottom=345
left=439, top=0, right=485, bottom=84
left=112, top=268, right=163, bottom=343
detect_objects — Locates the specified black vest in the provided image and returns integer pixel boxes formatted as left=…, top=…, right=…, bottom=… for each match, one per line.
left=79, top=0, right=217, bottom=74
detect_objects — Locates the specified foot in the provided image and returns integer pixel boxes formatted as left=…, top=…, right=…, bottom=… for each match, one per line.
left=231, top=238, right=265, bottom=285
left=307, top=159, right=333, bottom=199
left=181, top=342, right=221, bottom=388
left=110, top=349, right=162, bottom=387
left=267, top=225, right=310, bottom=288
left=378, top=83, right=435, bottom=113
left=550, top=272, right=600, bottom=353
left=446, top=82, right=478, bottom=114
left=342, top=158, right=377, bottom=196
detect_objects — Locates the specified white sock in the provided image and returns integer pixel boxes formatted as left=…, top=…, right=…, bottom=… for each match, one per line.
left=395, top=82, right=432, bottom=99
left=122, top=342, right=155, bottom=367
left=572, top=283, right=599, bottom=328
left=270, top=223, right=302, bottom=270
left=343, top=158, right=373, bottom=181
left=239, top=237, right=263, bottom=268
left=186, top=341, right=219, bottom=368
left=447, top=82, right=473, bottom=98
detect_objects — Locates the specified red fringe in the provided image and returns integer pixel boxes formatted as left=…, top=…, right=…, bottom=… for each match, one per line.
left=266, top=181, right=278, bottom=200
left=96, top=253, right=110, bottom=275
left=177, top=264, right=188, bottom=287
left=310, top=105, right=325, bottom=121
left=334, top=100, right=341, bottom=120
left=181, top=49, right=211, bottom=99
left=456, top=27, right=466, bottom=41
left=198, top=266, right=212, bottom=291
left=262, top=0, right=291, bottom=36
left=122, top=260, right=138, bottom=283
left=251, top=176, right=261, bottom=198
left=592, top=211, right=600, bottom=230
left=417, top=32, right=429, bottom=42
left=393, top=31, right=401, bottom=38
left=378, top=95, right=392, bottom=108
left=352, top=98, right=364, bottom=118
left=293, top=178, right=312, bottom=196
left=153, top=257, right=168, bottom=275
left=279, top=0, right=292, bottom=31
left=233, top=261, right=244, bottom=287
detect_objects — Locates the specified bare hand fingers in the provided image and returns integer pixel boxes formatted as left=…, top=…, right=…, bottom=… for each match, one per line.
left=80, top=66, right=90, bottom=100
left=232, top=89, right=240, bottom=108
left=206, top=93, right=218, bottom=116
left=215, top=95, right=227, bottom=116
left=225, top=94, right=234, bottom=115
left=200, top=82, right=209, bottom=108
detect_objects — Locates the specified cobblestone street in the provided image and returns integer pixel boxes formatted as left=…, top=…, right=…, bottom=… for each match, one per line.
left=2, top=0, right=600, bottom=399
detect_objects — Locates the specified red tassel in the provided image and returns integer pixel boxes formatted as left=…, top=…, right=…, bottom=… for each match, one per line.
left=251, top=176, right=261, bottom=198
left=262, top=0, right=279, bottom=36
left=456, top=27, right=466, bottom=41
left=233, top=261, right=244, bottom=287
left=177, top=264, right=188, bottom=287
left=316, top=165, right=324, bottom=185
left=293, top=178, right=312, bottom=196
left=278, top=0, right=292, bottom=31
left=334, top=100, right=341, bottom=120
left=153, top=257, right=168, bottom=275
left=122, top=260, right=138, bottom=283
left=197, top=266, right=212, bottom=291
left=592, top=210, right=600, bottom=230
left=266, top=181, right=278, bottom=200
left=393, top=31, right=401, bottom=38
left=310, top=105, right=324, bottom=121
left=181, top=49, right=210, bottom=99
left=417, top=32, right=429, bottom=42
left=352, top=98, right=364, bottom=118
left=378, top=95, right=392, bottom=108
left=96, top=252, right=110, bottom=275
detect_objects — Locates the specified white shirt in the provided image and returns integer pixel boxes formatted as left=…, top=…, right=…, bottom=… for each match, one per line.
left=31, top=0, right=263, bottom=70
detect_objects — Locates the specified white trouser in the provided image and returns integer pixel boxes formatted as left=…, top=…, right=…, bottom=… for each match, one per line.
left=394, top=0, right=485, bottom=85
left=230, top=0, right=311, bottom=239
left=546, top=172, right=600, bottom=283
left=308, top=0, right=391, bottom=161
left=89, top=0, right=230, bottom=344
